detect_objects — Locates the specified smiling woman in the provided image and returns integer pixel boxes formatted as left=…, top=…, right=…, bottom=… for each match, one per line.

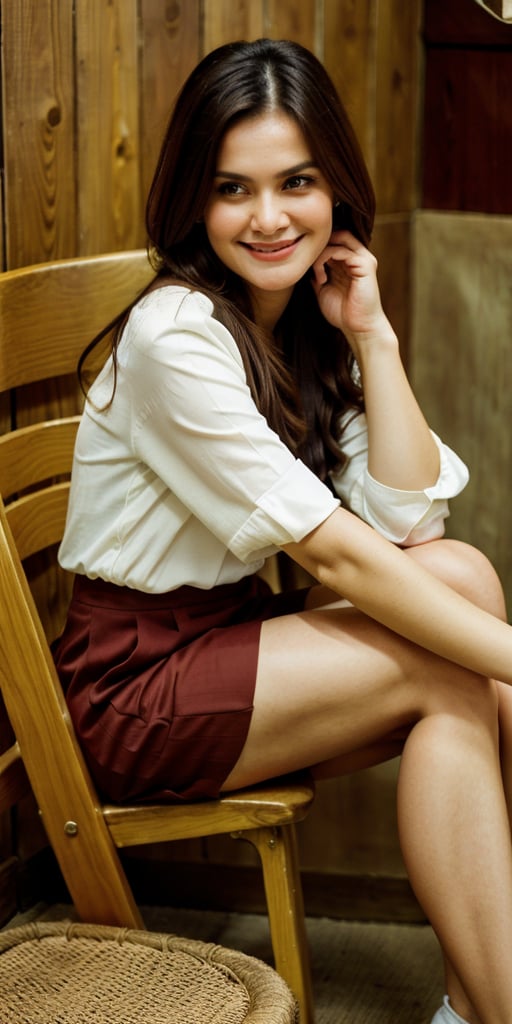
left=204, top=112, right=334, bottom=327
left=52, top=38, right=512, bottom=1024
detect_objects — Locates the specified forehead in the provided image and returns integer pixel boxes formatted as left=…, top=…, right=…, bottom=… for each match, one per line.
left=215, top=111, right=313, bottom=170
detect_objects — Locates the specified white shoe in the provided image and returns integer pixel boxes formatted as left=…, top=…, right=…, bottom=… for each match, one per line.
left=431, top=995, right=469, bottom=1024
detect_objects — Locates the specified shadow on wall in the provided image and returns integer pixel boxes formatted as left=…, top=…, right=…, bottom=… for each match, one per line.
left=410, top=210, right=512, bottom=620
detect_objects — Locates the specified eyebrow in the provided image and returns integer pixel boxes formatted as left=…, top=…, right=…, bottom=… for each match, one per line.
left=214, top=160, right=319, bottom=182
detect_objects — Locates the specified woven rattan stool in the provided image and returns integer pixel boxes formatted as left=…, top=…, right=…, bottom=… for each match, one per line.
left=0, top=921, right=299, bottom=1023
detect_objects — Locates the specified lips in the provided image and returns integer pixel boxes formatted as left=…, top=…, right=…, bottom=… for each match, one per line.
left=241, top=238, right=301, bottom=252
left=238, top=237, right=304, bottom=262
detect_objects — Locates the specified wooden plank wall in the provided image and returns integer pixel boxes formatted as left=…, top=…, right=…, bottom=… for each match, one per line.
left=411, top=0, right=512, bottom=617
left=422, top=0, right=512, bottom=214
left=0, top=0, right=423, bottom=922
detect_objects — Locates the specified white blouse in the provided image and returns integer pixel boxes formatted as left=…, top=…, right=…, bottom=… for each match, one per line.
left=58, top=287, right=469, bottom=593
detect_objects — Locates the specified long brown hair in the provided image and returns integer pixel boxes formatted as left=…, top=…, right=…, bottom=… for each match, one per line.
left=82, top=38, right=376, bottom=480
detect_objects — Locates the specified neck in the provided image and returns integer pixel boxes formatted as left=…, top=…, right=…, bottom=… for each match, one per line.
left=249, top=286, right=293, bottom=332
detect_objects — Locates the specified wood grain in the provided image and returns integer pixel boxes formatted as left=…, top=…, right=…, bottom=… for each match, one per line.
left=139, top=1, right=201, bottom=204
left=2, top=0, right=76, bottom=266
left=265, top=0, right=316, bottom=47
left=75, top=0, right=141, bottom=254
left=203, top=0, right=264, bottom=52
left=374, top=0, right=422, bottom=213
left=324, top=0, right=375, bottom=170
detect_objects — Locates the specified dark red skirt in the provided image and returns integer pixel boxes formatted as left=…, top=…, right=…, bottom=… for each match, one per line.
left=52, top=573, right=308, bottom=805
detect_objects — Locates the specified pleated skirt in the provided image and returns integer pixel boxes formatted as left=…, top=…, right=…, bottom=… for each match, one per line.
left=53, top=573, right=308, bottom=804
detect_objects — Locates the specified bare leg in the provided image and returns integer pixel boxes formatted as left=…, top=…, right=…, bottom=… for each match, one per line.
left=221, top=540, right=512, bottom=1023
left=407, top=540, right=510, bottom=1024
left=320, top=537, right=512, bottom=1024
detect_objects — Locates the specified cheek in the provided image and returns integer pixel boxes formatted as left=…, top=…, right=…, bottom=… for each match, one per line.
left=302, top=193, right=335, bottom=233
left=204, top=203, right=240, bottom=249
left=309, top=198, right=336, bottom=250
left=318, top=196, right=336, bottom=234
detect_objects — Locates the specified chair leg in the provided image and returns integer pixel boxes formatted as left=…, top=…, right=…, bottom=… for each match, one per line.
left=49, top=824, right=145, bottom=930
left=233, top=824, right=315, bottom=1024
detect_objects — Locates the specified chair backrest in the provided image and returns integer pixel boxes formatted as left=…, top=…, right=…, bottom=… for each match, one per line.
left=0, top=251, right=154, bottom=636
left=0, top=250, right=154, bottom=391
left=0, top=250, right=153, bottom=839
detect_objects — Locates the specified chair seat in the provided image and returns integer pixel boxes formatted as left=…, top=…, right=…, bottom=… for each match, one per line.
left=0, top=921, right=298, bottom=1023
left=104, top=773, right=315, bottom=847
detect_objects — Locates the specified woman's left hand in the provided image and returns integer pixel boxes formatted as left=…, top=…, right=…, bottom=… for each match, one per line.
left=311, top=231, right=393, bottom=355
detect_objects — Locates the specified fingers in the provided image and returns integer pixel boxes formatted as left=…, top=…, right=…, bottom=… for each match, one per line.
left=328, top=229, right=373, bottom=256
left=328, top=228, right=361, bottom=247
left=312, top=237, right=376, bottom=288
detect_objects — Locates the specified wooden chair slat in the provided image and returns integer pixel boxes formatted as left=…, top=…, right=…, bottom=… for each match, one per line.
left=6, top=484, right=71, bottom=560
left=0, top=251, right=154, bottom=390
left=0, top=418, right=80, bottom=498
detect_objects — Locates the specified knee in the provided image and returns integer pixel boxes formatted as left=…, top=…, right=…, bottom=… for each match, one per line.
left=425, top=659, right=500, bottom=731
left=403, top=671, right=500, bottom=787
left=405, top=538, right=507, bottom=620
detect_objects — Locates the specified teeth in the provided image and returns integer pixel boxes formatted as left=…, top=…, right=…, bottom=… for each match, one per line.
left=249, top=243, right=292, bottom=252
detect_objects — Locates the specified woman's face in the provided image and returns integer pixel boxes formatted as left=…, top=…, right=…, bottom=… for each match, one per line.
left=203, top=111, right=334, bottom=327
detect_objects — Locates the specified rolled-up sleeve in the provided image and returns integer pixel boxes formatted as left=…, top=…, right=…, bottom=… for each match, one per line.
left=329, top=411, right=469, bottom=545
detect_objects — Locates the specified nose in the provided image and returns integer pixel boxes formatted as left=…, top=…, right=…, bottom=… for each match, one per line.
left=250, top=191, right=290, bottom=234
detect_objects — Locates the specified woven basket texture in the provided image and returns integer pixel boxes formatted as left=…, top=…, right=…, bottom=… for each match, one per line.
left=0, top=921, right=298, bottom=1024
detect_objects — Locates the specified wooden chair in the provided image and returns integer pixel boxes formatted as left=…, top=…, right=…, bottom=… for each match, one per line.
left=0, top=252, right=316, bottom=1023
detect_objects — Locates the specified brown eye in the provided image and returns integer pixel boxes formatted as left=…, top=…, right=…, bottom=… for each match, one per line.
left=283, top=175, right=314, bottom=190
left=217, top=181, right=247, bottom=196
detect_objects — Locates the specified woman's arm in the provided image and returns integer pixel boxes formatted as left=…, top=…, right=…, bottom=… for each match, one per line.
left=330, top=412, right=469, bottom=545
left=352, top=326, right=440, bottom=491
left=312, top=231, right=440, bottom=491
left=283, top=506, right=512, bottom=685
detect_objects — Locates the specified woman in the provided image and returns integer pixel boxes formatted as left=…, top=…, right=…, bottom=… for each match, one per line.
left=54, top=39, right=512, bottom=1024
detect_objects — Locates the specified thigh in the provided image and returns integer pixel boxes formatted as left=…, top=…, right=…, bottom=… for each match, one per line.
left=222, top=538, right=505, bottom=793
left=221, top=603, right=452, bottom=791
